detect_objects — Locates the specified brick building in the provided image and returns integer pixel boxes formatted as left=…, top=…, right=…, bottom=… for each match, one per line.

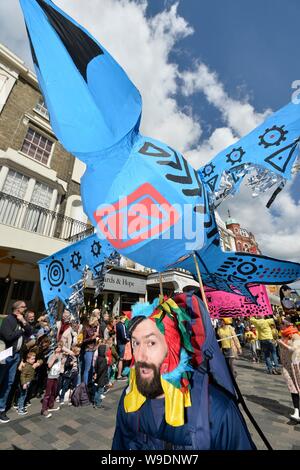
left=0, top=44, right=153, bottom=317
left=225, top=214, right=261, bottom=254
left=0, top=43, right=92, bottom=313
left=215, top=212, right=236, bottom=252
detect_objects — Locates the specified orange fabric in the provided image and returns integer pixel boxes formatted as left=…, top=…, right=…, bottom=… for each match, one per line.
left=123, top=341, right=132, bottom=361
left=281, top=326, right=299, bottom=337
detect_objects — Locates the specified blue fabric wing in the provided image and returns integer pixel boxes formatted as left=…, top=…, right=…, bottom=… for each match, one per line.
left=19, top=0, right=142, bottom=157
left=199, top=102, right=300, bottom=204
left=83, top=135, right=206, bottom=271
left=38, top=233, right=113, bottom=308
left=21, top=1, right=300, bottom=302
left=173, top=242, right=300, bottom=304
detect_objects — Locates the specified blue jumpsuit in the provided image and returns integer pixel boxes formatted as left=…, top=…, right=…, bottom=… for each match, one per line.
left=112, top=371, right=256, bottom=450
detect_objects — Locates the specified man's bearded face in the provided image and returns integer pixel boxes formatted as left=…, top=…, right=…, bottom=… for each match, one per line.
left=135, top=361, right=164, bottom=399
left=131, top=319, right=168, bottom=399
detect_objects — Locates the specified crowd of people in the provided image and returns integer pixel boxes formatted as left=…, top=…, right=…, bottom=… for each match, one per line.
left=0, top=302, right=131, bottom=423
left=215, top=311, right=300, bottom=422
left=0, top=290, right=299, bottom=430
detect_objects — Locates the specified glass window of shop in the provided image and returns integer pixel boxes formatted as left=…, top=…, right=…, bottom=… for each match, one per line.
left=120, top=293, right=140, bottom=313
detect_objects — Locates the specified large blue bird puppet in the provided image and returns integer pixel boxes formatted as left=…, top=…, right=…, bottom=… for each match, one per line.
left=20, top=0, right=300, bottom=306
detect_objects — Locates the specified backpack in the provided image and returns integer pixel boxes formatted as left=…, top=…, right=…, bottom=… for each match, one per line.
left=63, top=355, right=76, bottom=378
left=70, top=383, right=90, bottom=407
left=177, top=292, right=271, bottom=449
left=125, top=292, right=272, bottom=450
left=177, top=292, right=235, bottom=396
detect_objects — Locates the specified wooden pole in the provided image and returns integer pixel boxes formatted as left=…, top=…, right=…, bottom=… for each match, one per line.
left=192, top=252, right=209, bottom=311
left=159, top=273, right=164, bottom=299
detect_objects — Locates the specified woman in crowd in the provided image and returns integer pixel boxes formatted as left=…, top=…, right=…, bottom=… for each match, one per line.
left=278, top=325, right=300, bottom=422
left=82, top=315, right=100, bottom=385
left=217, top=318, right=242, bottom=377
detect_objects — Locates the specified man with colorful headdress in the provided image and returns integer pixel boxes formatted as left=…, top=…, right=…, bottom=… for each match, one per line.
left=112, top=294, right=256, bottom=450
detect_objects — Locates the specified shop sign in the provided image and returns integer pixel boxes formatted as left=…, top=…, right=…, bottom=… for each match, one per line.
left=104, top=273, right=146, bottom=294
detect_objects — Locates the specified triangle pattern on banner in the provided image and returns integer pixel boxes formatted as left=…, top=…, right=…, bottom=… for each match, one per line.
left=139, top=142, right=171, bottom=158
left=229, top=166, right=244, bottom=183
left=206, top=175, right=218, bottom=192
left=264, top=141, right=299, bottom=173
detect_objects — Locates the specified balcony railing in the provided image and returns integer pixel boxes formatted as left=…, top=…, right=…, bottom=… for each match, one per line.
left=66, top=226, right=95, bottom=243
left=0, top=191, right=93, bottom=241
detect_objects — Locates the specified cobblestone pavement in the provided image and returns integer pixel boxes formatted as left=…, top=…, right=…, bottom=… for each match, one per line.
left=235, top=357, right=300, bottom=450
left=0, top=358, right=299, bottom=450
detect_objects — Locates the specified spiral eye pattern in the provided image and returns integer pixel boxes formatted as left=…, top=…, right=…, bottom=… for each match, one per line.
left=236, top=262, right=258, bottom=276
left=48, top=260, right=65, bottom=287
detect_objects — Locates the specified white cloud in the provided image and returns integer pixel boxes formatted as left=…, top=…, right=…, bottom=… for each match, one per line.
left=185, top=127, right=237, bottom=169
left=180, top=61, right=300, bottom=264
left=0, top=0, right=299, bottom=263
left=0, top=0, right=33, bottom=67
left=180, top=62, right=272, bottom=138
left=58, top=0, right=201, bottom=151
left=219, top=180, right=300, bottom=263
left=180, top=63, right=272, bottom=172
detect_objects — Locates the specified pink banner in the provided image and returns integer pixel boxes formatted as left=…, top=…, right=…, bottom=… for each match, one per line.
left=205, top=285, right=273, bottom=318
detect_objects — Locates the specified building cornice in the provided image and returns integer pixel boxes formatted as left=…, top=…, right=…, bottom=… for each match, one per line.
left=24, top=112, right=55, bottom=137
left=0, top=148, right=67, bottom=194
left=0, top=43, right=38, bottom=90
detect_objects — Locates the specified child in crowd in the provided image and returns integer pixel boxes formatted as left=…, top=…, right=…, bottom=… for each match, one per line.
left=244, top=326, right=259, bottom=363
left=17, top=352, right=40, bottom=415
left=106, top=335, right=119, bottom=386
left=93, top=344, right=109, bottom=409
left=59, top=345, right=81, bottom=405
left=41, top=342, right=63, bottom=418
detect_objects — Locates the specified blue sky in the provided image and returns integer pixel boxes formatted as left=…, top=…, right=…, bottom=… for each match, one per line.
left=147, top=0, right=300, bottom=203
left=0, top=0, right=300, bottom=262
left=149, top=0, right=300, bottom=112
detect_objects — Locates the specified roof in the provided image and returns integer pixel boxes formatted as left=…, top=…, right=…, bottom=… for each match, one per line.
left=226, top=218, right=238, bottom=225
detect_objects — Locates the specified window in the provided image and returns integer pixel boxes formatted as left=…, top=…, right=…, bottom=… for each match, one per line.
left=34, top=98, right=50, bottom=120
left=0, top=70, right=16, bottom=114
left=21, top=127, right=53, bottom=165
left=0, top=73, right=8, bottom=94
left=0, top=170, right=29, bottom=227
left=23, top=182, right=54, bottom=235
left=240, top=229, right=249, bottom=237
left=31, top=182, right=53, bottom=209
left=2, top=169, right=29, bottom=198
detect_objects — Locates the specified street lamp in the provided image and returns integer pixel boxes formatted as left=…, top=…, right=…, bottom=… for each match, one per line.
left=4, top=256, right=15, bottom=283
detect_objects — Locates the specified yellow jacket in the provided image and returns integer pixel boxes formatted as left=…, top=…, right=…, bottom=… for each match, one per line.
left=250, top=318, right=274, bottom=340
left=218, top=325, right=235, bottom=349
left=245, top=331, right=257, bottom=344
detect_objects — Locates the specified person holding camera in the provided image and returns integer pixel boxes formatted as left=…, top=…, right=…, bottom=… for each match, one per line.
left=0, top=300, right=32, bottom=423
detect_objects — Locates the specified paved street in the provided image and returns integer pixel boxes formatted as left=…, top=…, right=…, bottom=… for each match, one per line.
left=0, top=358, right=299, bottom=450
left=236, top=357, right=300, bottom=450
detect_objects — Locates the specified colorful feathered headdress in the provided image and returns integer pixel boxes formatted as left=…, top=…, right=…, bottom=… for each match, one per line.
left=124, top=294, right=206, bottom=427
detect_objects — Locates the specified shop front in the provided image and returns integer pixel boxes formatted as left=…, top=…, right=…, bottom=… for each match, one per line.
left=146, top=269, right=198, bottom=302
left=85, top=268, right=147, bottom=316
